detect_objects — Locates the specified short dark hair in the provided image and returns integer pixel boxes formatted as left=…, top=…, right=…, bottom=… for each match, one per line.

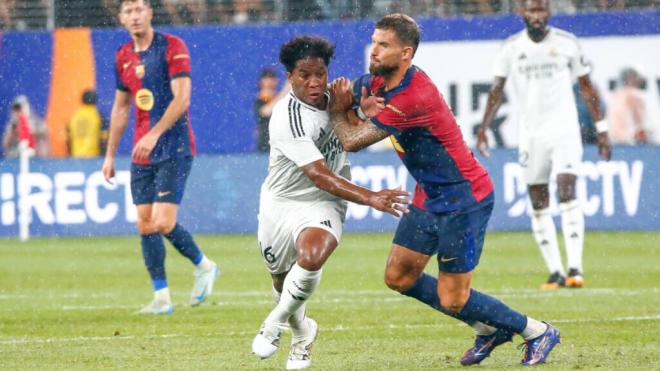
left=82, top=90, right=98, bottom=105
left=279, top=36, right=335, bottom=73
left=259, top=68, right=278, bottom=80
left=375, top=13, right=420, bottom=56
left=117, top=0, right=150, bottom=10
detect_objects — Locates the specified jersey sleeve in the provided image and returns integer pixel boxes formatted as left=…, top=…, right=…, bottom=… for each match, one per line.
left=114, top=53, right=129, bottom=92
left=569, top=38, right=591, bottom=79
left=270, top=101, right=323, bottom=167
left=352, top=73, right=373, bottom=108
left=165, top=36, right=191, bottom=79
left=492, top=41, right=512, bottom=78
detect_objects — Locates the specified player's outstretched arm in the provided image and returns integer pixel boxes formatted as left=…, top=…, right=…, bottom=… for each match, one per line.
left=476, top=76, right=507, bottom=158
left=102, top=89, right=131, bottom=183
left=329, top=78, right=389, bottom=152
left=578, top=75, right=611, bottom=161
left=302, top=159, right=409, bottom=216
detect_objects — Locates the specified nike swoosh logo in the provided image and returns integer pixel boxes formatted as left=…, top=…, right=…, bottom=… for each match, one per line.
left=440, top=256, right=458, bottom=263
left=157, top=191, right=171, bottom=197
left=123, top=61, right=131, bottom=69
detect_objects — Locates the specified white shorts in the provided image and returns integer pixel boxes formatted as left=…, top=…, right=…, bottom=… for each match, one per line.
left=519, top=133, right=583, bottom=185
left=257, top=196, right=347, bottom=274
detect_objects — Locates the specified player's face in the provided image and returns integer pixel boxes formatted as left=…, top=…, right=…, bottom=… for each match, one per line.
left=522, top=0, right=550, bottom=38
left=288, top=57, right=328, bottom=109
left=119, top=0, right=153, bottom=37
left=369, top=29, right=408, bottom=77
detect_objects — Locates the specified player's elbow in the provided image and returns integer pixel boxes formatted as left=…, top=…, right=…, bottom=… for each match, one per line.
left=341, top=141, right=361, bottom=153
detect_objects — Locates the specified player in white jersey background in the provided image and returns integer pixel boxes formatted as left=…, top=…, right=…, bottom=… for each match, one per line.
left=251, top=35, right=409, bottom=370
left=476, top=0, right=612, bottom=290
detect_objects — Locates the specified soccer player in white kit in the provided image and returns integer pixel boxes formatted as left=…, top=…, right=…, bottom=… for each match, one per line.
left=251, top=35, right=409, bottom=370
left=477, top=0, right=611, bottom=290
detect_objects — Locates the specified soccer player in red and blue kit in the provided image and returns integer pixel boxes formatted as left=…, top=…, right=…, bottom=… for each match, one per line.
left=102, top=0, right=219, bottom=315
left=329, top=14, right=560, bottom=366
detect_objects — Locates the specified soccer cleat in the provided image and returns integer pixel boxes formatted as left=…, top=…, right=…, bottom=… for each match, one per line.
left=520, top=323, right=561, bottom=365
left=190, top=262, right=220, bottom=306
left=460, top=328, right=513, bottom=366
left=286, top=318, right=318, bottom=370
left=252, top=322, right=285, bottom=359
left=541, top=272, right=566, bottom=290
left=136, top=298, right=174, bottom=315
left=565, top=268, right=584, bottom=288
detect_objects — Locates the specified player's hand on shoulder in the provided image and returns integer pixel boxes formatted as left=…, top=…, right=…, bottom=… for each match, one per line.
left=476, top=127, right=490, bottom=158
left=368, top=186, right=411, bottom=217
left=329, top=77, right=353, bottom=113
left=596, top=132, right=612, bottom=161
left=359, top=86, right=385, bottom=119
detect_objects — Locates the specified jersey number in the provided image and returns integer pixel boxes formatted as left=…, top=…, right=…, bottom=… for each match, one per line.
left=261, top=244, right=276, bottom=264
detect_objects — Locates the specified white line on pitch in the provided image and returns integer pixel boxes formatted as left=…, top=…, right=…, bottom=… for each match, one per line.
left=1, top=314, right=658, bottom=346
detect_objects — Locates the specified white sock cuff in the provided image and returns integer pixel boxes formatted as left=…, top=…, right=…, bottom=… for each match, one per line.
left=290, top=263, right=322, bottom=279
left=559, top=200, right=580, bottom=212
left=532, top=207, right=552, bottom=218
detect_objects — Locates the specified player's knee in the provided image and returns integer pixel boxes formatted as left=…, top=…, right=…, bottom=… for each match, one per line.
left=383, top=269, right=415, bottom=292
left=136, top=218, right=156, bottom=235
left=439, top=291, right=469, bottom=313
left=153, top=217, right=176, bottom=235
left=297, top=254, right=323, bottom=271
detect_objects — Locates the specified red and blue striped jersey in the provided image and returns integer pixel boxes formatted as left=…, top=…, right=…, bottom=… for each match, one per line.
left=115, top=32, right=195, bottom=164
left=354, top=66, right=493, bottom=213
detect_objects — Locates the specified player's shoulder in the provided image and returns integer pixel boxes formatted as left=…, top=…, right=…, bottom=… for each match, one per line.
left=161, top=32, right=187, bottom=47
left=502, top=29, right=526, bottom=47
left=115, top=39, right=134, bottom=60
left=549, top=27, right=580, bottom=46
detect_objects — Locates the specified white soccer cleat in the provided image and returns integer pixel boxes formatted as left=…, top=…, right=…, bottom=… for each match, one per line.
left=190, top=262, right=220, bottom=306
left=252, top=322, right=285, bottom=359
left=286, top=318, right=318, bottom=370
left=136, top=299, right=174, bottom=315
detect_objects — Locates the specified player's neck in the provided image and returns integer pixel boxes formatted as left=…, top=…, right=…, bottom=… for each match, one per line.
left=383, top=63, right=411, bottom=92
left=132, top=27, right=154, bottom=52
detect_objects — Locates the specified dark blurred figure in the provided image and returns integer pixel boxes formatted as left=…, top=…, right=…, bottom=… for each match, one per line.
left=607, top=67, right=649, bottom=145
left=254, top=68, right=289, bottom=152
left=285, top=0, right=324, bottom=21
left=67, top=90, right=109, bottom=157
left=573, top=83, right=605, bottom=144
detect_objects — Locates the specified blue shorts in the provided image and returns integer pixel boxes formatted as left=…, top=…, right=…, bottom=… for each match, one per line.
left=392, top=193, right=494, bottom=273
left=130, top=157, right=193, bottom=205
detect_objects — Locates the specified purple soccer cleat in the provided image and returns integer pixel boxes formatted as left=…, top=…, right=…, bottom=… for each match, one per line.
left=520, top=323, right=561, bottom=365
left=460, top=328, right=513, bottom=366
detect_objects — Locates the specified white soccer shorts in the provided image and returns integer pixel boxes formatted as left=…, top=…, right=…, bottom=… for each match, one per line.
left=519, top=132, right=583, bottom=185
left=257, top=197, right=347, bottom=274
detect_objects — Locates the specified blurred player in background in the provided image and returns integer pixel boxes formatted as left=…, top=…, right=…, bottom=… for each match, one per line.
left=251, top=35, right=409, bottom=369
left=477, top=0, right=612, bottom=290
left=102, top=0, right=219, bottom=315
left=68, top=90, right=108, bottom=157
left=330, top=13, right=560, bottom=366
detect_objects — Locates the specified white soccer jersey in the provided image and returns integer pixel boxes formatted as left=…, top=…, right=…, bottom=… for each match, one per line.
left=261, top=91, right=349, bottom=202
left=493, top=27, right=591, bottom=137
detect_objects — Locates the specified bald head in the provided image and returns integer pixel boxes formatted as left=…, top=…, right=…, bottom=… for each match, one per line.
left=522, top=0, right=550, bottom=41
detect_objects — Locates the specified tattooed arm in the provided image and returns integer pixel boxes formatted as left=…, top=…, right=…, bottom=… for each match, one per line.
left=329, top=77, right=390, bottom=152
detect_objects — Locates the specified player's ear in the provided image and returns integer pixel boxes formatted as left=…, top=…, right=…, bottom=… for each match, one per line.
left=402, top=46, right=414, bottom=61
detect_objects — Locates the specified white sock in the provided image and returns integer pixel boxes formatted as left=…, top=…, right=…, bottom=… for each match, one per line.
left=272, top=285, right=308, bottom=338
left=531, top=208, right=565, bottom=276
left=560, top=200, right=584, bottom=272
left=265, top=264, right=321, bottom=325
left=154, top=287, right=171, bottom=303
left=196, top=255, right=214, bottom=272
left=470, top=321, right=497, bottom=336
left=521, top=317, right=548, bottom=340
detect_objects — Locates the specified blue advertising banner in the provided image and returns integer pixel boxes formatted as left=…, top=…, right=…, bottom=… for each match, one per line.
left=0, top=146, right=657, bottom=238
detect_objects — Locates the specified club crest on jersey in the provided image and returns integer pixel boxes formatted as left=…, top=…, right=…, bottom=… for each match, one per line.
left=549, top=48, right=557, bottom=57
left=135, top=88, right=154, bottom=111
left=135, top=64, right=145, bottom=79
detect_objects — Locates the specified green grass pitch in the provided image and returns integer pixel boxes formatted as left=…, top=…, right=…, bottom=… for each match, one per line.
left=0, top=232, right=658, bottom=370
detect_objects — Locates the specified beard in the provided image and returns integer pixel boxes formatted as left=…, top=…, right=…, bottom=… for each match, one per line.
left=525, top=19, right=548, bottom=40
left=369, top=61, right=398, bottom=77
